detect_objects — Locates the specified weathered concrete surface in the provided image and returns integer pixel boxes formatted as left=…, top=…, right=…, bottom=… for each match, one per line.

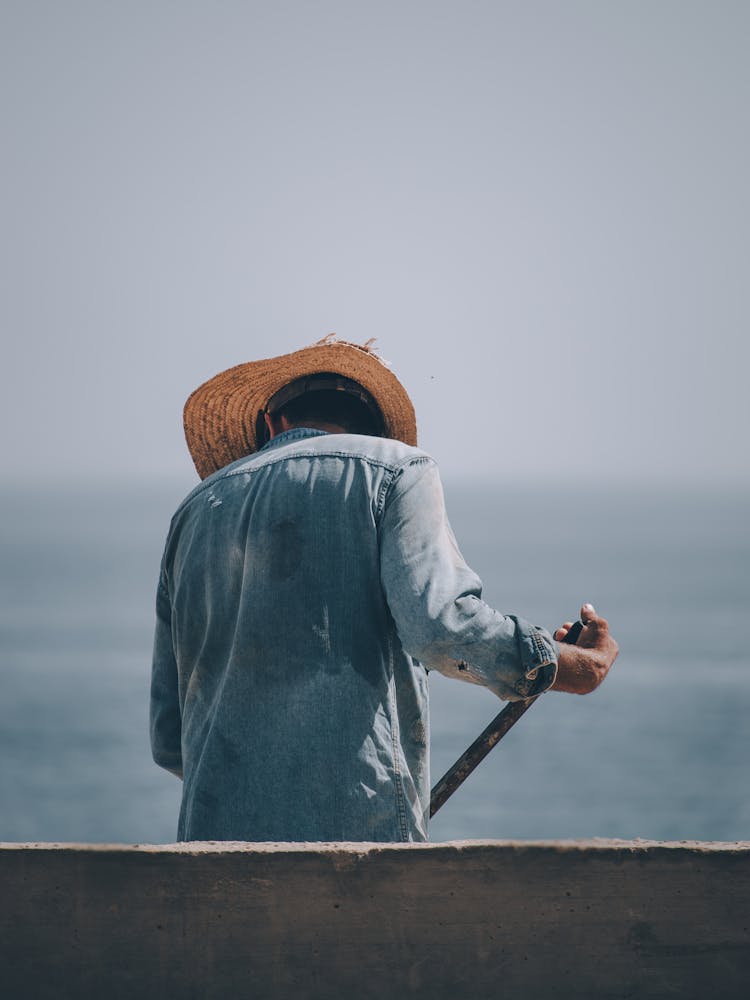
left=1, top=840, right=749, bottom=1000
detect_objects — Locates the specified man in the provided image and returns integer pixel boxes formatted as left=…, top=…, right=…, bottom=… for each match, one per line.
left=151, top=336, right=618, bottom=842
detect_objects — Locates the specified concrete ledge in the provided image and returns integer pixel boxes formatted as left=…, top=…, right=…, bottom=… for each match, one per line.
left=2, top=840, right=749, bottom=999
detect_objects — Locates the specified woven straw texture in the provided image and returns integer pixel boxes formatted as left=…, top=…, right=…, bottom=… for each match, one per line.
left=183, top=338, right=418, bottom=479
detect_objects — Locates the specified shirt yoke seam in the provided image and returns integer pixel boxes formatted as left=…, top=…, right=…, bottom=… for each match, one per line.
left=172, top=451, right=435, bottom=520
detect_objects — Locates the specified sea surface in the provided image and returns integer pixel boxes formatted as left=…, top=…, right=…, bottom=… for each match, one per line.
left=0, top=479, right=747, bottom=844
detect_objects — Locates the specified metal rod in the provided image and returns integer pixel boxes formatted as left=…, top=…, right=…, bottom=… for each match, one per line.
left=429, top=620, right=582, bottom=817
left=429, top=695, right=539, bottom=818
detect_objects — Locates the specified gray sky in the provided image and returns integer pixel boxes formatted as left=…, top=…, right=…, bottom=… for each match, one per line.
left=2, top=1, right=748, bottom=487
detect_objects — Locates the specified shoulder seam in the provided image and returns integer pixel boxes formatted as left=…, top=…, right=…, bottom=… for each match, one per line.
left=377, top=454, right=436, bottom=518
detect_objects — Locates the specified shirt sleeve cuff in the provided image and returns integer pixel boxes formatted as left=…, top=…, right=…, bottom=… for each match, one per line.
left=511, top=622, right=559, bottom=699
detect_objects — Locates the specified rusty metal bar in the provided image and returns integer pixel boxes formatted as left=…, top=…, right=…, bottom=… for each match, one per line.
left=429, top=621, right=583, bottom=817
left=429, top=696, right=539, bottom=817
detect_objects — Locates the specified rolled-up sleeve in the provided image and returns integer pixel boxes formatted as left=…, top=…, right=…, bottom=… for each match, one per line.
left=150, top=573, right=183, bottom=778
left=379, top=457, right=557, bottom=701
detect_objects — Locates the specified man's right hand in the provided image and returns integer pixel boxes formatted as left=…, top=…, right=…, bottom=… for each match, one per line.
left=551, top=603, right=619, bottom=695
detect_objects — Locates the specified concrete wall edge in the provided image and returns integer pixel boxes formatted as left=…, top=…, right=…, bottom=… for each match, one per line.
left=2, top=838, right=749, bottom=855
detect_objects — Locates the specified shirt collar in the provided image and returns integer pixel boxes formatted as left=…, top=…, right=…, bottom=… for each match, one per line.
left=258, top=427, right=330, bottom=453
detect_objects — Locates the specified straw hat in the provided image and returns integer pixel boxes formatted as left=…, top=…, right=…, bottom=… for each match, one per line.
left=183, top=335, right=418, bottom=479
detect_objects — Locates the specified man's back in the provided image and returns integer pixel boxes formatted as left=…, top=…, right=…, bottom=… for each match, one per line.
left=152, top=428, right=435, bottom=841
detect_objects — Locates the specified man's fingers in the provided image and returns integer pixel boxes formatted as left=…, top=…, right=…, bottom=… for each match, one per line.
left=580, top=603, right=609, bottom=633
left=554, top=621, right=575, bottom=641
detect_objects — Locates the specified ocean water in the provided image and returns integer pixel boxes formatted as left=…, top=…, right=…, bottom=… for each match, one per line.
left=0, top=480, right=747, bottom=844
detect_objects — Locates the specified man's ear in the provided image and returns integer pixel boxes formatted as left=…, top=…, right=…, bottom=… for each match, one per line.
left=264, top=411, right=289, bottom=440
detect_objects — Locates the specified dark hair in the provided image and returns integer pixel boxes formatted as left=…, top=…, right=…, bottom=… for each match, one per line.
left=278, top=389, right=382, bottom=436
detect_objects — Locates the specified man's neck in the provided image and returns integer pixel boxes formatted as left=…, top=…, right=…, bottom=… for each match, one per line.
left=269, top=417, right=347, bottom=439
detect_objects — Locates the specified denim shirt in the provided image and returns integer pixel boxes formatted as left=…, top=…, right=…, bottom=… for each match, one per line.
left=151, top=428, right=558, bottom=842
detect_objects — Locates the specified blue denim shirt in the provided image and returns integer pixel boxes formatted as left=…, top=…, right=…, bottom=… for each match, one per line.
left=151, top=428, right=558, bottom=842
